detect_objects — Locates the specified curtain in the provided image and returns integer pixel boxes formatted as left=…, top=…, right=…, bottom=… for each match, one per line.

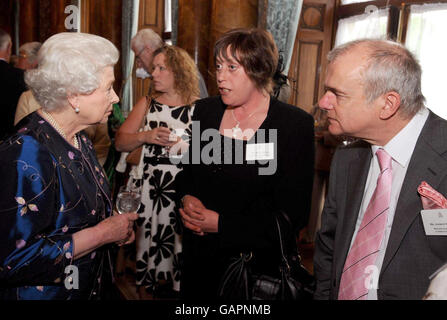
left=266, top=0, right=303, bottom=74
left=13, top=0, right=20, bottom=54
left=334, top=8, right=389, bottom=47
left=171, top=0, right=178, bottom=45
left=406, top=3, right=447, bottom=120
left=121, top=0, right=140, bottom=112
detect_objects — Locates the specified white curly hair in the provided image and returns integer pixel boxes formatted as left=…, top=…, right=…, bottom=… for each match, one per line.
left=25, top=32, right=119, bottom=111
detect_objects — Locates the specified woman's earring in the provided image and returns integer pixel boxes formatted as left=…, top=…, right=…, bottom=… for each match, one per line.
left=75, top=107, right=80, bottom=114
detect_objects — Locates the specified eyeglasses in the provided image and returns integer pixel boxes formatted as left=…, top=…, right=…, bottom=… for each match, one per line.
left=135, top=47, right=145, bottom=61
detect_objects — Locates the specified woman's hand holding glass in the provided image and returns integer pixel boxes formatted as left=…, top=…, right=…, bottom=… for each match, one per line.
left=95, top=212, right=138, bottom=246
left=143, top=127, right=187, bottom=157
left=144, top=127, right=176, bottom=146
left=111, top=185, right=141, bottom=245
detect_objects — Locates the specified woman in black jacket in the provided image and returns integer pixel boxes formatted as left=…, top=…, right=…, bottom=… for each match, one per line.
left=176, top=28, right=315, bottom=299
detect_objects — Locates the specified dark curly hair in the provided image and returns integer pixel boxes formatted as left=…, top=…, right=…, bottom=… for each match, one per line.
left=272, top=53, right=288, bottom=99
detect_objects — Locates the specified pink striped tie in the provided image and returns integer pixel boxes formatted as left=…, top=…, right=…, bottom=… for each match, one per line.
left=338, top=148, right=392, bottom=300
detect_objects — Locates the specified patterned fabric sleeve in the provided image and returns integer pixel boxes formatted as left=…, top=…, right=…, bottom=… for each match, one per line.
left=0, top=136, right=74, bottom=286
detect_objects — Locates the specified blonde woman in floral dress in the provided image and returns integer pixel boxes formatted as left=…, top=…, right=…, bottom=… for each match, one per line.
left=115, top=45, right=199, bottom=298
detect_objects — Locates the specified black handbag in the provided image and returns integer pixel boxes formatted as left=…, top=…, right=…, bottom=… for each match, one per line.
left=218, top=211, right=315, bottom=300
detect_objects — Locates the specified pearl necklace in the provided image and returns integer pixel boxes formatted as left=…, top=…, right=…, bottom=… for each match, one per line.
left=41, top=109, right=79, bottom=149
left=230, top=106, right=262, bottom=138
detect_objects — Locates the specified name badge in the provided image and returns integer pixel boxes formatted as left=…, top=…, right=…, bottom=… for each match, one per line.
left=421, top=209, right=447, bottom=236
left=245, top=143, right=274, bottom=161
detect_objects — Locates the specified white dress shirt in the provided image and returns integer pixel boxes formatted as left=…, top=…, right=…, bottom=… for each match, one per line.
left=349, top=107, right=430, bottom=300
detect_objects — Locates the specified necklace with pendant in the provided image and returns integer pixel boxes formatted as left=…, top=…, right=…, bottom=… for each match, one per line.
left=41, top=109, right=79, bottom=149
left=230, top=106, right=262, bottom=138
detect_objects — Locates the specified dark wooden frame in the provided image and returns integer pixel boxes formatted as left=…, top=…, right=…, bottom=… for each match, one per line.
left=337, top=0, right=447, bottom=20
left=334, top=0, right=447, bottom=44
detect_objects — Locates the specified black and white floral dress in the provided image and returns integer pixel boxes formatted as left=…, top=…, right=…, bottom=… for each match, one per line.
left=128, top=98, right=194, bottom=292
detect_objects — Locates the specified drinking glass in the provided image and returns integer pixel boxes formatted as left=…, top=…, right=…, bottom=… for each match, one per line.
left=160, top=125, right=180, bottom=157
left=116, top=185, right=142, bottom=214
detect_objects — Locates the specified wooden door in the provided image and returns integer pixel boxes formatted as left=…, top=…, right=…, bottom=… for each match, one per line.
left=133, top=0, right=165, bottom=103
left=287, top=0, right=336, bottom=113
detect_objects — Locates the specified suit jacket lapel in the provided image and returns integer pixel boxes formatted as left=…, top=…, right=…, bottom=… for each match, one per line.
left=382, top=112, right=447, bottom=273
left=335, top=143, right=372, bottom=279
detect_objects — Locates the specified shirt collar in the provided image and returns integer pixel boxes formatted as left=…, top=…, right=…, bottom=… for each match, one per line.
left=372, top=107, right=429, bottom=168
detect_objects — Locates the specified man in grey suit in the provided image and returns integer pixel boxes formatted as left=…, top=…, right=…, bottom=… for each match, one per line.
left=313, top=39, right=447, bottom=300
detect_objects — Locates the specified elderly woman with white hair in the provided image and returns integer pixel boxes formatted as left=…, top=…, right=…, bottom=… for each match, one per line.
left=0, top=32, right=138, bottom=300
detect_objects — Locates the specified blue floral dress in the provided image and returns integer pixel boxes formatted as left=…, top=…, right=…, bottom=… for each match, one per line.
left=0, top=112, right=114, bottom=300
left=128, top=99, right=194, bottom=293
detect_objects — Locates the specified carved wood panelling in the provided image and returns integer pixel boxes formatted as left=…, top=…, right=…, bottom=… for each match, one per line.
left=177, top=0, right=212, bottom=87
left=139, top=0, right=164, bottom=34
left=258, top=0, right=268, bottom=29
left=84, top=0, right=123, bottom=95
left=0, top=0, right=14, bottom=36
left=13, top=0, right=75, bottom=46
left=288, top=0, right=336, bottom=113
left=301, top=4, right=325, bottom=31
left=8, top=0, right=77, bottom=46
left=19, top=0, right=39, bottom=44
left=142, top=0, right=158, bottom=27
left=295, top=40, right=322, bottom=110
left=81, top=0, right=90, bottom=33
left=37, top=0, right=72, bottom=43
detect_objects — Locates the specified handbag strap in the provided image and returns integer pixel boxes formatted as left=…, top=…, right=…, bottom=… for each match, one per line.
left=274, top=211, right=302, bottom=272
left=138, top=95, right=152, bottom=131
left=237, top=211, right=298, bottom=271
left=274, top=213, right=290, bottom=271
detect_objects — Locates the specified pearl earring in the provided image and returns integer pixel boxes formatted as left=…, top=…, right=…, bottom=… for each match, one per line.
left=75, top=107, right=80, bottom=114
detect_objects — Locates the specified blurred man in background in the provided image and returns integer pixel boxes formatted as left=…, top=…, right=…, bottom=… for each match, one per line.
left=16, top=41, right=41, bottom=70
left=0, top=29, right=27, bottom=140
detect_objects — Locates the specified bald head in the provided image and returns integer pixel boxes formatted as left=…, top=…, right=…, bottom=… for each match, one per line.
left=131, top=28, right=163, bottom=53
left=327, top=39, right=425, bottom=118
left=131, top=29, right=164, bottom=72
left=17, top=42, right=42, bottom=70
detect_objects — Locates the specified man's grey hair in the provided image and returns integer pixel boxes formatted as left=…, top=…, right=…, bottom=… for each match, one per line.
left=25, top=32, right=119, bottom=111
left=327, top=39, right=425, bottom=118
left=131, top=28, right=163, bottom=52
left=0, top=29, right=11, bottom=51
left=19, top=42, right=42, bottom=64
